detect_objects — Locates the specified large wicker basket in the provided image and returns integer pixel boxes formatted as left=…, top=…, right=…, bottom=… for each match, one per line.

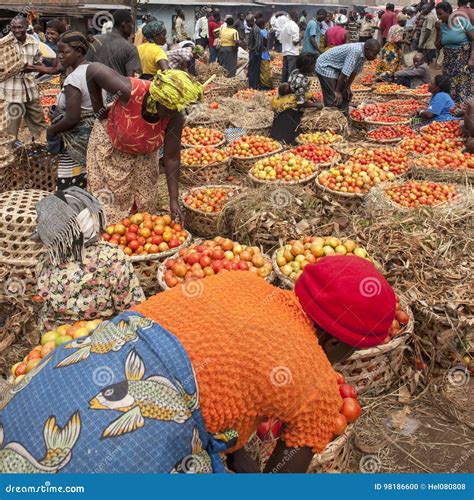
left=249, top=168, right=319, bottom=187
left=0, top=189, right=48, bottom=268
left=0, top=100, right=9, bottom=132
left=0, top=133, right=14, bottom=161
left=180, top=158, right=230, bottom=186
left=314, top=176, right=368, bottom=199
left=334, top=302, right=414, bottom=395
left=0, top=35, right=24, bottom=82
left=128, top=232, right=193, bottom=297
left=181, top=184, right=244, bottom=238
left=1, top=143, right=59, bottom=193
left=0, top=297, right=37, bottom=357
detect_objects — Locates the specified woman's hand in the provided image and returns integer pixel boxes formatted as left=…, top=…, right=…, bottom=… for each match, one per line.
left=169, top=197, right=184, bottom=224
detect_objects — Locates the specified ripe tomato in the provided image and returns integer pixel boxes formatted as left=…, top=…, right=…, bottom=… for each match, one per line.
left=334, top=371, right=345, bottom=385
left=333, top=414, right=348, bottom=436
left=341, top=398, right=362, bottom=423
left=339, top=384, right=357, bottom=399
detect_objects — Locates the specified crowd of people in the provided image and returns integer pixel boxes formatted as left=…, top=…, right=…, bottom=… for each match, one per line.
left=0, top=2, right=473, bottom=475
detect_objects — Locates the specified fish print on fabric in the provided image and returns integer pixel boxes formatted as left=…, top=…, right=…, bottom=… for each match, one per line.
left=55, top=316, right=153, bottom=368
left=0, top=357, right=52, bottom=411
left=170, top=427, right=212, bottom=473
left=0, top=411, right=81, bottom=473
left=89, top=349, right=198, bottom=439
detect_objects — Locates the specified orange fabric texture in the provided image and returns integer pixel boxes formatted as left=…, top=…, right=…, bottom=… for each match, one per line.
left=133, top=272, right=342, bottom=453
left=107, top=78, right=169, bottom=155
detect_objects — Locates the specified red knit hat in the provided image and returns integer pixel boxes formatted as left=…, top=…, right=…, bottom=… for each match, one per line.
left=294, top=255, right=396, bottom=348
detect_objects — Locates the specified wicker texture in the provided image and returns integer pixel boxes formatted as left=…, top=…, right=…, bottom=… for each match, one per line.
left=0, top=297, right=36, bottom=354
left=181, top=184, right=244, bottom=238
left=0, top=35, right=24, bottom=82
left=314, top=176, right=367, bottom=198
left=249, top=168, right=319, bottom=187
left=333, top=302, right=414, bottom=395
left=180, top=158, right=230, bottom=186
left=0, top=189, right=48, bottom=267
left=0, top=100, right=8, bottom=132
left=0, top=133, right=14, bottom=161
left=0, top=144, right=59, bottom=193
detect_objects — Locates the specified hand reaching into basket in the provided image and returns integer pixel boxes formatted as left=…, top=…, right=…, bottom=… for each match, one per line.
left=169, top=197, right=185, bottom=226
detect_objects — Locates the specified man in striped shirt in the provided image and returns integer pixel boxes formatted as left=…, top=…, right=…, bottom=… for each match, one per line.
left=316, top=39, right=380, bottom=113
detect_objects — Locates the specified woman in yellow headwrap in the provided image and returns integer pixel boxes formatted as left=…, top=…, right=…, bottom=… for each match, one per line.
left=85, top=63, right=203, bottom=223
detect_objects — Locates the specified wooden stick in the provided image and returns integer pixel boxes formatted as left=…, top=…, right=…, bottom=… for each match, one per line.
left=203, top=74, right=217, bottom=87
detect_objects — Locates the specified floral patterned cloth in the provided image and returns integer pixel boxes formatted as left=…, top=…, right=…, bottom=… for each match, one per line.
left=376, top=41, right=402, bottom=81
left=443, top=45, right=473, bottom=105
left=36, top=241, right=145, bottom=332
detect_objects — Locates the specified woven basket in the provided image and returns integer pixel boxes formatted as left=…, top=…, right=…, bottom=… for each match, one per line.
left=0, top=100, right=8, bottom=132
left=182, top=137, right=226, bottom=149
left=0, top=133, right=14, bottom=161
left=0, top=297, right=36, bottom=355
left=181, top=184, right=244, bottom=238
left=240, top=125, right=271, bottom=137
left=397, top=90, right=431, bottom=100
left=409, top=164, right=474, bottom=183
left=231, top=148, right=283, bottom=174
left=333, top=141, right=379, bottom=159
left=128, top=232, right=193, bottom=296
left=180, top=158, right=230, bottom=186
left=308, top=77, right=322, bottom=94
left=364, top=117, right=411, bottom=127
left=0, top=36, right=24, bottom=82
left=307, top=427, right=353, bottom=472
left=367, top=136, right=402, bottom=145
left=37, top=80, right=60, bottom=94
left=249, top=168, right=318, bottom=187
left=296, top=135, right=343, bottom=147
left=351, top=89, right=374, bottom=106
left=0, top=189, right=48, bottom=267
left=333, top=303, right=414, bottom=395
left=1, top=143, right=59, bottom=193
left=314, top=176, right=367, bottom=199
left=349, top=116, right=370, bottom=131
left=273, top=71, right=282, bottom=87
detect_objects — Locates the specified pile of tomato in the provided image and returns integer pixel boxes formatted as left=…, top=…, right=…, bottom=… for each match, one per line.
left=226, top=135, right=281, bottom=158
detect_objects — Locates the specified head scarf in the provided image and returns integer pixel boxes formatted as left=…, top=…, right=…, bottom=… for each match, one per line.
left=147, top=69, right=203, bottom=113
left=192, top=44, right=204, bottom=58
left=31, top=187, right=106, bottom=266
left=387, top=23, right=405, bottom=43
left=397, top=13, right=408, bottom=21
left=59, top=31, right=90, bottom=53
left=142, top=20, right=165, bottom=41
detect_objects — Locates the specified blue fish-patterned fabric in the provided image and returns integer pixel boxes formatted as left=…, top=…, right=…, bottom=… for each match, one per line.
left=0, top=312, right=236, bottom=473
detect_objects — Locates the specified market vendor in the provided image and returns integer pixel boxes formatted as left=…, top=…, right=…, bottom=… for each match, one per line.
left=417, top=75, right=460, bottom=122
left=0, top=256, right=396, bottom=473
left=315, top=39, right=381, bottom=113
left=32, top=187, right=145, bottom=333
left=137, top=20, right=169, bottom=79
left=394, top=52, right=432, bottom=89
left=85, top=64, right=203, bottom=223
left=270, top=52, right=323, bottom=144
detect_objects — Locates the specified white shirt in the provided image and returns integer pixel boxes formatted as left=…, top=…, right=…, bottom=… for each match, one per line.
left=280, top=19, right=300, bottom=56
left=275, top=15, right=290, bottom=40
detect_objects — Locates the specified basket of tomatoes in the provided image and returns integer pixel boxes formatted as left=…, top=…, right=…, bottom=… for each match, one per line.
left=103, top=212, right=192, bottom=295
left=157, top=237, right=274, bottom=290
left=411, top=151, right=474, bottom=182
left=288, top=143, right=341, bottom=168
left=366, top=125, right=416, bottom=144
left=249, top=151, right=319, bottom=186
left=181, top=185, right=245, bottom=238
left=180, top=146, right=231, bottom=186
left=227, top=135, right=282, bottom=173
left=333, top=296, right=414, bottom=395
left=182, top=126, right=226, bottom=149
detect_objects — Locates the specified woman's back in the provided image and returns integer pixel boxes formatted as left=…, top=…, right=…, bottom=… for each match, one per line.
left=107, top=77, right=169, bottom=154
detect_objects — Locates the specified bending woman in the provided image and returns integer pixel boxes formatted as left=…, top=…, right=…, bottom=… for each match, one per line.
left=86, top=64, right=203, bottom=223
left=33, top=188, right=144, bottom=332
left=0, top=256, right=396, bottom=473
left=375, top=14, right=408, bottom=82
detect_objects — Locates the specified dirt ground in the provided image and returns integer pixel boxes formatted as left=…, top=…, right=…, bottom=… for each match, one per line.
left=344, top=379, right=474, bottom=474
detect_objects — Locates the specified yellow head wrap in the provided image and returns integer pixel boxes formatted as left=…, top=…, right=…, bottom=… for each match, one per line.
left=147, top=69, right=203, bottom=114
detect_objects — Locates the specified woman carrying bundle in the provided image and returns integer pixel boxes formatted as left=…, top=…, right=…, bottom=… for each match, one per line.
left=85, top=64, right=203, bottom=223
left=0, top=255, right=396, bottom=473
left=32, top=187, right=144, bottom=333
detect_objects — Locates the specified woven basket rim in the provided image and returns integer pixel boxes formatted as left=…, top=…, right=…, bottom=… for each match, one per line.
left=315, top=176, right=368, bottom=198
left=397, top=90, right=431, bottom=98
left=308, top=425, right=353, bottom=467
left=410, top=164, right=474, bottom=180
left=181, top=157, right=230, bottom=170
left=366, top=136, right=402, bottom=145
left=248, top=167, right=319, bottom=186
left=182, top=137, right=226, bottom=149
left=180, top=184, right=246, bottom=217
left=127, top=231, right=193, bottom=262
left=296, top=135, right=343, bottom=146
left=364, top=118, right=411, bottom=126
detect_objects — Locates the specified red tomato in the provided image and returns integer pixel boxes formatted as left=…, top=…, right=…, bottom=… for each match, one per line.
left=212, top=249, right=224, bottom=260
left=128, top=240, right=139, bottom=251
left=334, top=371, right=345, bottom=385
left=339, top=384, right=357, bottom=399
left=256, top=420, right=272, bottom=440
left=341, top=398, right=362, bottom=423
left=333, top=413, right=348, bottom=436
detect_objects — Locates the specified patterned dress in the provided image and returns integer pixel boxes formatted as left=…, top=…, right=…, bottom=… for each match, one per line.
left=87, top=78, right=170, bottom=223
left=376, top=25, right=405, bottom=81
left=36, top=241, right=145, bottom=332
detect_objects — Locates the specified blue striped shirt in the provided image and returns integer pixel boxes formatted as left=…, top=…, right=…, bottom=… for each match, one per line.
left=316, top=42, right=366, bottom=79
